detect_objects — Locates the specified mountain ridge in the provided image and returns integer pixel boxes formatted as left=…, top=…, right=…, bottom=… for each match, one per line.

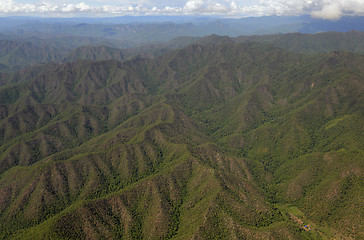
left=0, top=35, right=363, bottom=239
left=1, top=31, right=364, bottom=74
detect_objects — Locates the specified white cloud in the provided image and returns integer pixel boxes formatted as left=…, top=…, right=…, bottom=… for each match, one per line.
left=310, top=0, right=364, bottom=20
left=183, top=0, right=230, bottom=14
left=311, top=2, right=342, bottom=20
left=184, top=0, right=204, bottom=11
left=0, top=0, right=363, bottom=20
left=230, top=1, right=238, bottom=11
left=205, top=2, right=228, bottom=13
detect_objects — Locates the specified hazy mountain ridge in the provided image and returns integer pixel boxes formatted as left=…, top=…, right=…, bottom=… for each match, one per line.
left=2, top=15, right=364, bottom=38
left=234, top=31, right=364, bottom=54
left=0, top=39, right=63, bottom=72
left=0, top=34, right=363, bottom=239
left=0, top=35, right=199, bottom=73
left=1, top=31, right=364, bottom=74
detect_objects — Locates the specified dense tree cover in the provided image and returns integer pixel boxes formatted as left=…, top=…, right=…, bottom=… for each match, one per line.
left=0, top=33, right=363, bottom=239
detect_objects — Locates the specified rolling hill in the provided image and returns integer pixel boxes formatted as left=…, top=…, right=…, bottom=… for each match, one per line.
left=0, top=34, right=363, bottom=239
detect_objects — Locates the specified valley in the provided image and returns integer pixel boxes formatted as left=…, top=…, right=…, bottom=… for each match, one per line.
left=0, top=30, right=363, bottom=239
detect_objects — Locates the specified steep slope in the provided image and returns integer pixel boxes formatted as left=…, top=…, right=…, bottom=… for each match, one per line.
left=0, top=59, right=156, bottom=174
left=1, top=98, right=293, bottom=239
left=0, top=36, right=363, bottom=239
left=162, top=39, right=364, bottom=238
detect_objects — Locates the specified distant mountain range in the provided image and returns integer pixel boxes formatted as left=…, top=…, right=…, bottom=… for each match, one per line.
left=0, top=31, right=364, bottom=73
left=0, top=32, right=363, bottom=239
left=1, top=15, right=364, bottom=41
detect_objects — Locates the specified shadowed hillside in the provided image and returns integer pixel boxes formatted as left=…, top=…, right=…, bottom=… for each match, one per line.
left=0, top=34, right=363, bottom=239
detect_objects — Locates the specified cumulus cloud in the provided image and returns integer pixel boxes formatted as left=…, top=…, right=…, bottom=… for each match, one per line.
left=310, top=0, right=364, bottom=20
left=0, top=0, right=141, bottom=15
left=184, top=0, right=204, bottom=11
left=0, top=1, right=95, bottom=14
left=311, top=2, right=342, bottom=20
left=183, top=0, right=230, bottom=14
left=0, top=0, right=363, bottom=20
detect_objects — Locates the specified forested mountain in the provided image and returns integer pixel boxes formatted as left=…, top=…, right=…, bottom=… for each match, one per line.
left=0, top=40, right=63, bottom=72
left=0, top=34, right=363, bottom=239
left=235, top=31, right=364, bottom=54
left=0, top=35, right=199, bottom=73
left=1, top=31, right=364, bottom=74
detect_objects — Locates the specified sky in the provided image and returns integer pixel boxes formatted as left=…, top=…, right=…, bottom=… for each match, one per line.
left=1, top=0, right=364, bottom=20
